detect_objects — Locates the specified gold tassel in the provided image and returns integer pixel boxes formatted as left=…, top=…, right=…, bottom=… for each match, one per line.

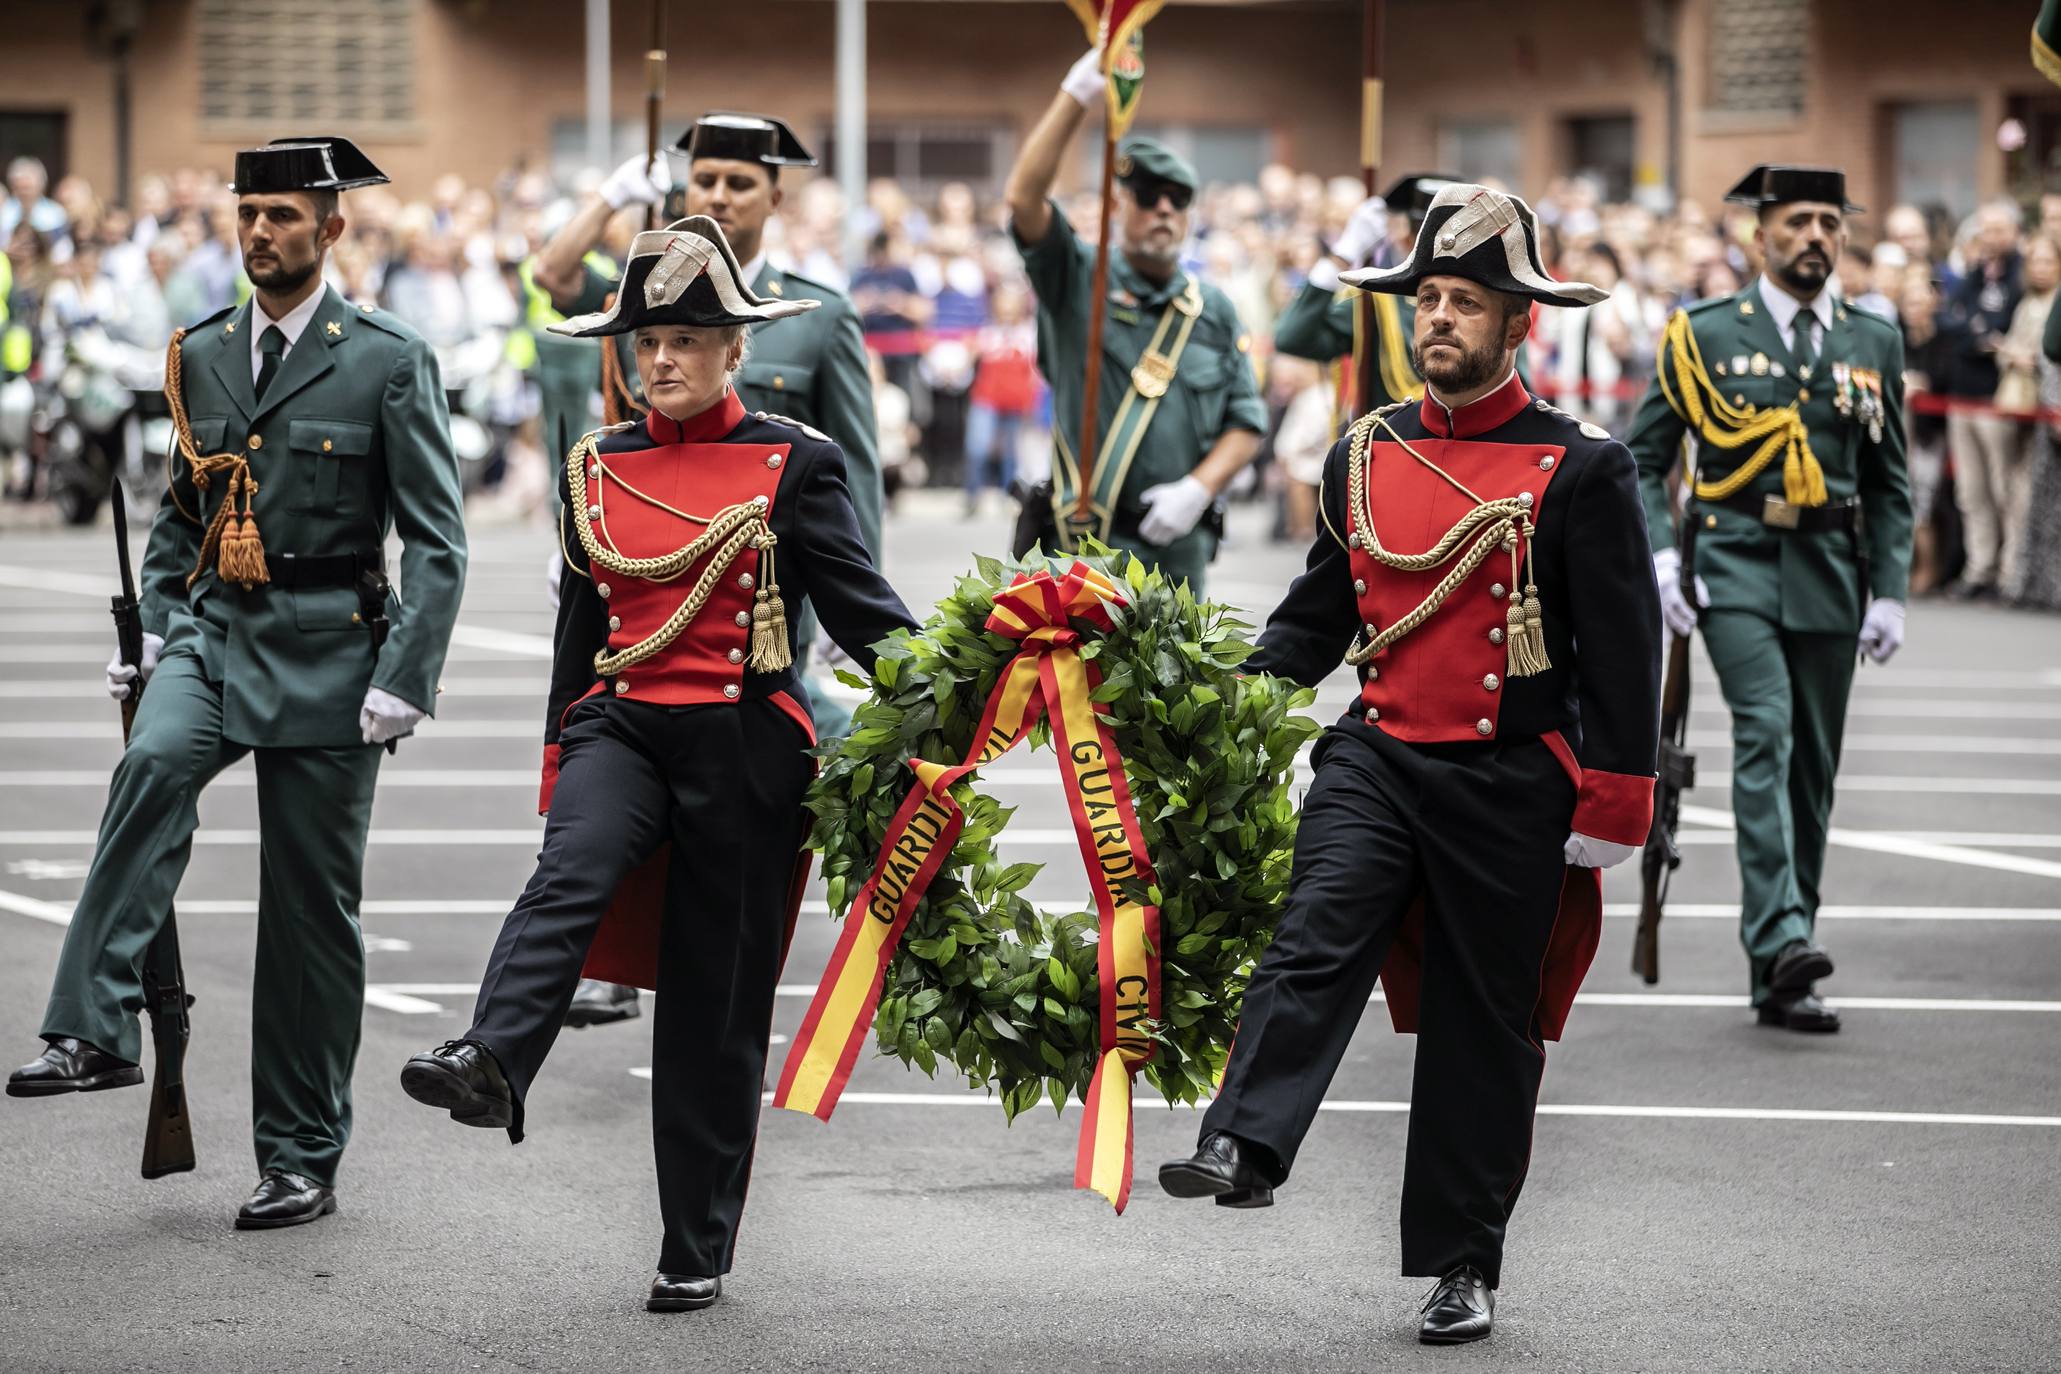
left=1782, top=435, right=1828, bottom=508
left=749, top=587, right=791, bottom=671
left=1508, top=584, right=1550, bottom=677
left=217, top=473, right=271, bottom=588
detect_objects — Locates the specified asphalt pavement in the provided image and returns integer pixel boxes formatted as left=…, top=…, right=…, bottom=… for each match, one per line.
left=0, top=491, right=2056, bottom=1372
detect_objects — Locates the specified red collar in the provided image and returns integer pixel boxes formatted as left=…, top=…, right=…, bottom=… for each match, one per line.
left=645, top=388, right=747, bottom=445
left=1417, top=370, right=1530, bottom=439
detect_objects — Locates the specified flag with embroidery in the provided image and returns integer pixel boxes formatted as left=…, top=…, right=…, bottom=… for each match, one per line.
left=2038, top=0, right=2061, bottom=86
left=1065, top=0, right=1164, bottom=137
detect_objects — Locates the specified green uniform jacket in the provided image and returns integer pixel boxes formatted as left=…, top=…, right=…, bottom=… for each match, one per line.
left=563, top=258, right=883, bottom=557
left=522, top=252, right=621, bottom=490
left=1273, top=279, right=1423, bottom=410
left=141, top=287, right=469, bottom=746
left=1013, top=201, right=1266, bottom=568
left=1627, top=282, right=1912, bottom=632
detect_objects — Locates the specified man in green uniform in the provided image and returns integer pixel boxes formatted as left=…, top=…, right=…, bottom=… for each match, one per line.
left=6, top=137, right=468, bottom=1224
left=1003, top=50, right=1266, bottom=593
left=1626, top=165, right=1912, bottom=1034
left=530, top=113, right=880, bottom=1028
left=1273, top=173, right=1455, bottom=412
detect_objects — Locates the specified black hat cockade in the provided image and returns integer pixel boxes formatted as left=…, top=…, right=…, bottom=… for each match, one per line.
left=1722, top=164, right=1864, bottom=215
left=1342, top=182, right=1608, bottom=310
left=676, top=113, right=817, bottom=169
left=547, top=216, right=820, bottom=338
left=231, top=136, right=389, bottom=195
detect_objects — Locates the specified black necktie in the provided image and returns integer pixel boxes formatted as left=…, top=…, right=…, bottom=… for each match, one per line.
left=1791, top=312, right=1818, bottom=377
left=256, top=325, right=286, bottom=401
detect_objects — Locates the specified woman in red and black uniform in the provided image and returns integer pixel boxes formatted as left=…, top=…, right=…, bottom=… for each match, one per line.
left=401, top=218, right=916, bottom=1312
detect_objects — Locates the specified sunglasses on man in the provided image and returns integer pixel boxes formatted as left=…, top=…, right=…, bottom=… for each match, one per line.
left=1124, top=175, right=1193, bottom=212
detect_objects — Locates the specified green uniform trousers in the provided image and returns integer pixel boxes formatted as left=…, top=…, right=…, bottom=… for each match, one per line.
left=1698, top=609, right=1856, bottom=1005
left=41, top=646, right=381, bottom=1186
left=1101, top=529, right=1214, bottom=598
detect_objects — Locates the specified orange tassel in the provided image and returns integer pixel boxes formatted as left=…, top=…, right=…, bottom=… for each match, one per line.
left=217, top=474, right=270, bottom=587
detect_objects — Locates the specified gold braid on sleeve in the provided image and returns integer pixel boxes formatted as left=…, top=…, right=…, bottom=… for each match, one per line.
left=565, top=432, right=792, bottom=676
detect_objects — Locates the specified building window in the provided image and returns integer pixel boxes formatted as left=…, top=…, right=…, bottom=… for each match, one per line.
left=1438, top=119, right=1521, bottom=191
left=820, top=123, right=1014, bottom=200
left=1706, top=0, right=1807, bottom=118
left=1890, top=100, right=1981, bottom=222
left=1565, top=115, right=1636, bottom=204
left=197, top=0, right=417, bottom=137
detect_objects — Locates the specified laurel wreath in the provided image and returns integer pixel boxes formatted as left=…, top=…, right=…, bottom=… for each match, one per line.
left=808, top=546, right=1319, bottom=1119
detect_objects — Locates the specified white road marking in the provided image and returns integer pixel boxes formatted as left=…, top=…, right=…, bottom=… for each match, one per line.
left=1685, top=732, right=2061, bottom=757
left=1675, top=831, right=2061, bottom=849
left=1680, top=805, right=2061, bottom=880
left=0, top=770, right=539, bottom=787
left=363, top=987, right=449, bottom=1015
left=6, top=858, right=91, bottom=878
left=0, top=888, right=73, bottom=926
left=0, top=564, right=117, bottom=597
left=446, top=624, right=553, bottom=658
left=0, top=828, right=545, bottom=846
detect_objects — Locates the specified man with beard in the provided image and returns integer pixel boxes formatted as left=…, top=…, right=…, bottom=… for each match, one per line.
left=1003, top=50, right=1265, bottom=591
left=1626, top=165, right=1912, bottom=1033
left=7, top=137, right=467, bottom=1229
left=529, top=113, right=879, bottom=1030
left=1158, top=183, right=1659, bottom=1344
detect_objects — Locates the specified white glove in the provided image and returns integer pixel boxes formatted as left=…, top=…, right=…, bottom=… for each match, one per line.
left=360, top=686, right=424, bottom=746
left=544, top=548, right=565, bottom=612
left=1306, top=256, right=1343, bottom=294
left=1137, top=475, right=1213, bottom=546
left=105, top=632, right=164, bottom=701
left=1330, top=194, right=1389, bottom=268
left=1653, top=547, right=1709, bottom=639
left=1061, top=48, right=1107, bottom=108
left=1564, top=832, right=1638, bottom=868
left=1858, top=598, right=1905, bottom=664
left=598, top=153, right=670, bottom=211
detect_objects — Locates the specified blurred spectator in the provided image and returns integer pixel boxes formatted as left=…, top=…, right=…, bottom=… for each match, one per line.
left=384, top=230, right=478, bottom=348
left=1268, top=354, right=1333, bottom=543
left=869, top=348, right=919, bottom=511
left=851, top=230, right=930, bottom=392
left=2, top=158, right=68, bottom=242
left=1537, top=241, right=1658, bottom=429
left=962, top=280, right=1039, bottom=514
left=1940, top=199, right=2027, bottom=599
left=1837, top=241, right=1897, bottom=321
left=1899, top=268, right=1952, bottom=595
left=1990, top=232, right=2059, bottom=598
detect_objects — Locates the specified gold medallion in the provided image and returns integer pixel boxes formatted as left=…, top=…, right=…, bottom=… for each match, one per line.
left=1750, top=353, right=1769, bottom=376
left=1132, top=349, right=1177, bottom=400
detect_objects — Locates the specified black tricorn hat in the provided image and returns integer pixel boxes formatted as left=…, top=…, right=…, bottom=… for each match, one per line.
left=1382, top=173, right=1460, bottom=224
left=1722, top=165, right=1864, bottom=214
left=676, top=112, right=817, bottom=169
left=547, top=216, right=820, bottom=337
left=1342, top=183, right=1608, bottom=309
left=231, top=136, right=389, bottom=195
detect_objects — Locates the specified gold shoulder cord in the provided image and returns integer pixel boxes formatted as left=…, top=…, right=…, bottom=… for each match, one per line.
left=564, top=432, right=792, bottom=677
left=1341, top=412, right=1550, bottom=679
left=1657, top=310, right=1826, bottom=507
left=164, top=328, right=269, bottom=589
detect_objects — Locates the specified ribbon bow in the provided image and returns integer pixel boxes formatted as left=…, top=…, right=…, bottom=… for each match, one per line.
left=776, top=562, right=1163, bottom=1211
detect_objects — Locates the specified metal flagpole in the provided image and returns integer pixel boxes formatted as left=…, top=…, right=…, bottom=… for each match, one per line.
left=1074, top=18, right=1118, bottom=528
left=643, top=1, right=666, bottom=231
left=1350, top=0, right=1385, bottom=421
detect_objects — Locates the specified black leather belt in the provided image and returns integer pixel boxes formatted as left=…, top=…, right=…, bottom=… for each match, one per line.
left=263, top=551, right=384, bottom=588
left=1699, top=490, right=1859, bottom=532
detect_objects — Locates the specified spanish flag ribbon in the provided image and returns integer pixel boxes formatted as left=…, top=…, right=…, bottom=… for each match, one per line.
left=774, top=562, right=1163, bottom=1212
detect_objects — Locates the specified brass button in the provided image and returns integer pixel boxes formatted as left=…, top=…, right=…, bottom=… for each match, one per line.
left=766, top=454, right=782, bottom=469
left=322, top=438, right=333, bottom=453
left=738, top=572, right=754, bottom=591
left=596, top=583, right=610, bottom=599
left=735, top=611, right=751, bottom=627
left=1476, top=718, right=1493, bottom=736
left=1483, top=673, right=1500, bottom=691
left=1539, top=455, right=1555, bottom=471
left=614, top=679, right=629, bottom=695
left=608, top=615, right=620, bottom=632
left=1353, top=579, right=1367, bottom=595
left=1797, top=388, right=1811, bottom=403
left=772, top=375, right=785, bottom=390
left=728, top=648, right=744, bottom=664
left=1489, top=627, right=1505, bottom=645
left=1367, top=666, right=1379, bottom=681
left=587, top=505, right=602, bottom=519
left=753, top=494, right=770, bottom=507
left=589, top=463, right=600, bottom=480
left=1367, top=707, right=1379, bottom=721
left=1705, top=514, right=1718, bottom=529
left=1490, top=583, right=1506, bottom=599
left=1348, top=533, right=1362, bottom=550
left=1733, top=393, right=1747, bottom=406
left=1363, top=623, right=1377, bottom=638
left=723, top=683, right=741, bottom=700
left=350, top=611, right=362, bottom=624
left=1517, top=492, right=1533, bottom=509
left=248, top=434, right=263, bottom=449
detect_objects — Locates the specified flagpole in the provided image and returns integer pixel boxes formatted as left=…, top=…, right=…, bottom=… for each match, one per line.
left=1350, top=0, right=1385, bottom=420
left=1074, top=21, right=1117, bottom=529
left=643, top=0, right=667, bottom=232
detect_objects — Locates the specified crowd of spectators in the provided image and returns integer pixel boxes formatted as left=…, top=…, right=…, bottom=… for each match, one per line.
left=4, top=150, right=2057, bottom=607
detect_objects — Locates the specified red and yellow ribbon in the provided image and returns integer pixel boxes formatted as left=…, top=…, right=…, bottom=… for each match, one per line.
left=774, top=562, right=1162, bottom=1211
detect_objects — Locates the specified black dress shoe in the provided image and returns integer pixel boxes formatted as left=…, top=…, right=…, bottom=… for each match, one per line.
left=1767, top=940, right=1834, bottom=993
left=1418, top=1265, right=1494, bottom=1345
left=647, top=1273, right=721, bottom=1312
left=235, top=1170, right=337, bottom=1230
left=401, top=1040, right=515, bottom=1128
left=565, top=980, right=641, bottom=1028
left=1157, top=1131, right=1276, bottom=1208
left=1757, top=990, right=1842, bottom=1033
left=6, top=1037, right=142, bottom=1097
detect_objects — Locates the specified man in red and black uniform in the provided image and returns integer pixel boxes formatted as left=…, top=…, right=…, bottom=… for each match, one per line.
left=399, top=219, right=916, bottom=1312
left=1159, top=185, right=1661, bottom=1345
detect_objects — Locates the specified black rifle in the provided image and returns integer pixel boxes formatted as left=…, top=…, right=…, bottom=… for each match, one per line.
left=111, top=480, right=197, bottom=1177
left=1635, top=518, right=1698, bottom=985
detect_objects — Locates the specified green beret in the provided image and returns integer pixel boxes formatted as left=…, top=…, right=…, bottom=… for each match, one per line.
left=1116, top=137, right=1198, bottom=194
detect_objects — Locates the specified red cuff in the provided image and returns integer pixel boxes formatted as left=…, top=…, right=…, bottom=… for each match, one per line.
left=539, top=742, right=561, bottom=816
left=1572, top=768, right=1655, bottom=847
